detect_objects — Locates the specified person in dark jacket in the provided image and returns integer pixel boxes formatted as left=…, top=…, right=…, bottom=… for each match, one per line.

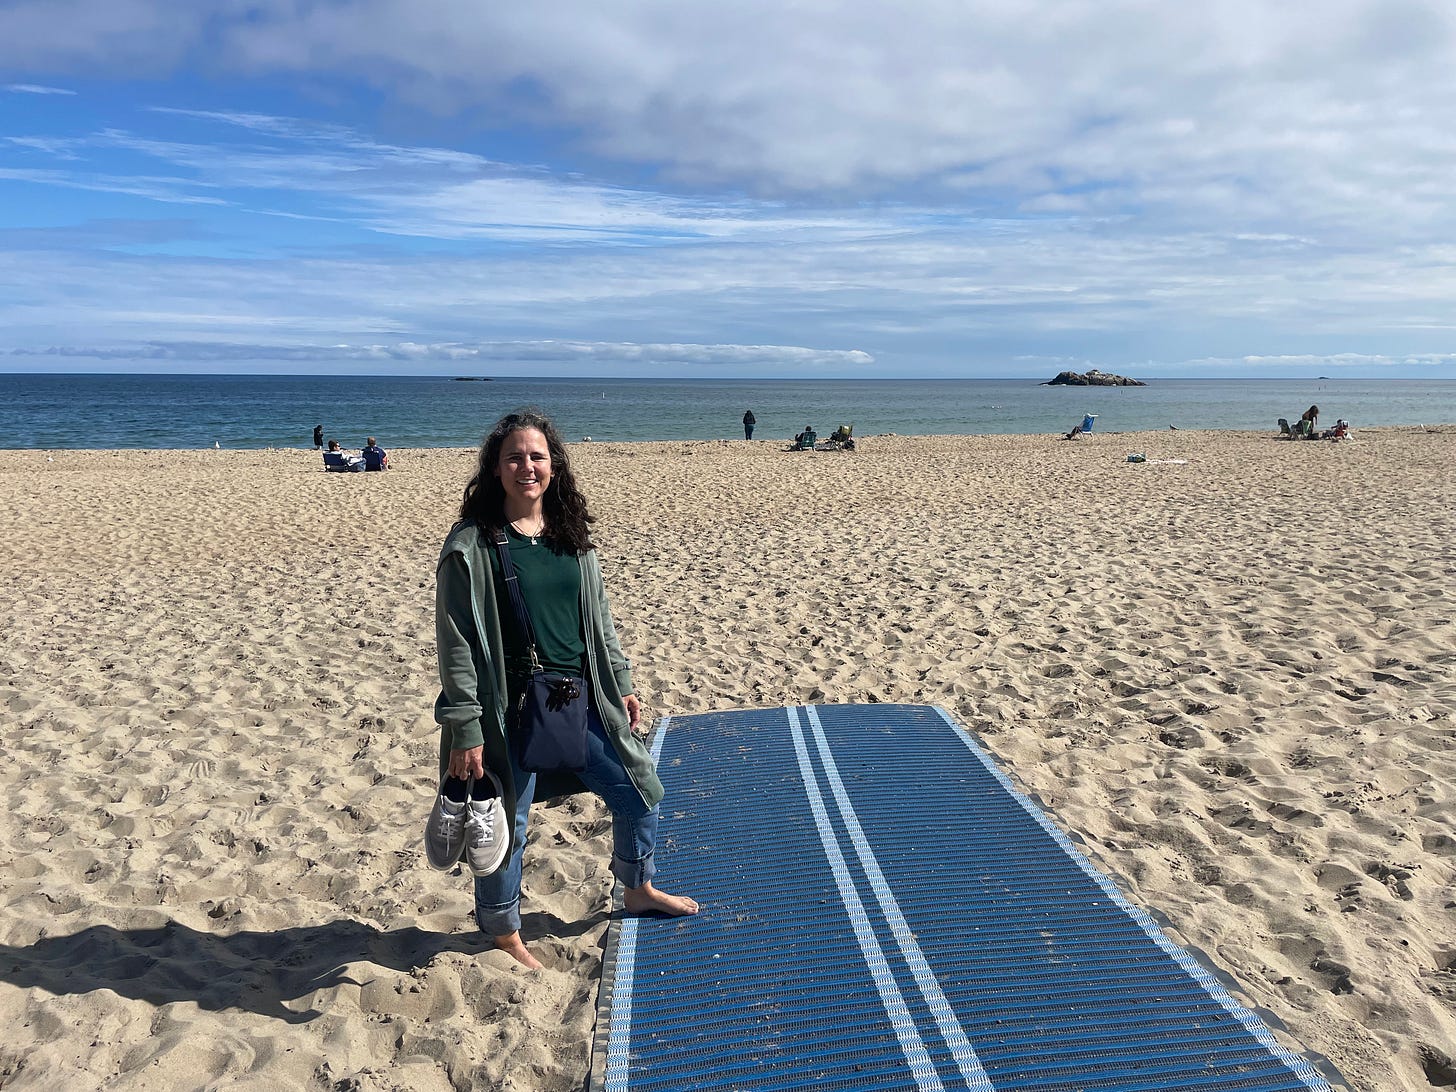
left=742, top=409, right=756, bottom=440
left=313, top=424, right=324, bottom=449
left=361, top=437, right=389, bottom=471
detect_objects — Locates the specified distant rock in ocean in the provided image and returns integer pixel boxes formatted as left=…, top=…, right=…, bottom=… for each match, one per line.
left=1044, top=369, right=1145, bottom=387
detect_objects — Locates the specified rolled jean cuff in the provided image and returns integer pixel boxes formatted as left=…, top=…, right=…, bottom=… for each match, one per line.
left=474, top=897, right=521, bottom=937
left=611, top=850, right=656, bottom=890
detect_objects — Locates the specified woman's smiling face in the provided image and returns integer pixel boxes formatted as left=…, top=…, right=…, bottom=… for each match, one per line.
left=494, top=427, right=553, bottom=509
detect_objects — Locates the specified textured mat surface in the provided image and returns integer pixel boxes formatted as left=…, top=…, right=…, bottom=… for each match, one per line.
left=591, top=703, right=1340, bottom=1092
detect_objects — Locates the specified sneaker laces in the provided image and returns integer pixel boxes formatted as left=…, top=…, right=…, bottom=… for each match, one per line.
left=437, top=801, right=466, bottom=838
left=465, top=805, right=496, bottom=847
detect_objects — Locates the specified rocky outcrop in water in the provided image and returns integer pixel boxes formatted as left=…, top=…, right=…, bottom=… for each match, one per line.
left=1045, top=369, right=1144, bottom=386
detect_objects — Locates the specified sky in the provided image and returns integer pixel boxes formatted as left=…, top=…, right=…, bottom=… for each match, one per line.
left=3, top=1, right=1456, bottom=380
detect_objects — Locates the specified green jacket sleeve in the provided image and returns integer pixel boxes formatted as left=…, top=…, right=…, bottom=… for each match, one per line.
left=434, top=549, right=486, bottom=751
left=589, top=551, right=634, bottom=697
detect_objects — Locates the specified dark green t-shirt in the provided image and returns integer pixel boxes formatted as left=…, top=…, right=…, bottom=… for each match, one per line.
left=489, top=525, right=586, bottom=689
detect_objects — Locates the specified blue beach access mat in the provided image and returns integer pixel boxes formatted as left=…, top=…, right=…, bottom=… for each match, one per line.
left=589, top=703, right=1343, bottom=1092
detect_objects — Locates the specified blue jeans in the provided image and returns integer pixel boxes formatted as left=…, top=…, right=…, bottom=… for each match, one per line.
left=474, top=704, right=659, bottom=936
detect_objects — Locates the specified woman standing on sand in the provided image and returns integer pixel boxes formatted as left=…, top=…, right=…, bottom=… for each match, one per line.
left=430, top=410, right=697, bottom=968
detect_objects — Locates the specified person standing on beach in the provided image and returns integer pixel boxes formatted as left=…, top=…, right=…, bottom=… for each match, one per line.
left=429, top=410, right=698, bottom=968
left=742, top=409, right=756, bottom=440
left=313, top=424, right=324, bottom=449
left=1299, top=405, right=1320, bottom=439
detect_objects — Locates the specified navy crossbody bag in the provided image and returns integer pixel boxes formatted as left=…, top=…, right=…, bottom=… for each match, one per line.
left=491, top=528, right=590, bottom=773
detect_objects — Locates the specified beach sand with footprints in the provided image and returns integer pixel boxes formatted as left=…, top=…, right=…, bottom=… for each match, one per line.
left=1, top=427, right=1453, bottom=1091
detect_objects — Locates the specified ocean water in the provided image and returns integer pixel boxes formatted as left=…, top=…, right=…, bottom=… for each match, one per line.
left=1, top=373, right=1453, bottom=449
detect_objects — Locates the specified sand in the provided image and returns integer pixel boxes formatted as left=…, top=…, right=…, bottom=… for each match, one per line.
left=0, top=426, right=1452, bottom=1092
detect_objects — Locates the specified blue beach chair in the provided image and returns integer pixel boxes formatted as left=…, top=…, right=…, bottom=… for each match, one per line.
left=323, top=449, right=363, bottom=472
left=1066, top=413, right=1097, bottom=440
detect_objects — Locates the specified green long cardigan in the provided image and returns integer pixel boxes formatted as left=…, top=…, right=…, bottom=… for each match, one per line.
left=433, top=520, right=664, bottom=832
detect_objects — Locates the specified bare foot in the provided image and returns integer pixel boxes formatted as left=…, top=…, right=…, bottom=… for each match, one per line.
left=493, top=931, right=543, bottom=970
left=623, top=881, right=699, bottom=917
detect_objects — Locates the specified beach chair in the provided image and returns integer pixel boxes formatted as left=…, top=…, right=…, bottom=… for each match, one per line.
left=819, top=424, right=854, bottom=451
left=1278, top=418, right=1292, bottom=438
left=1066, top=413, right=1097, bottom=440
left=790, top=429, right=817, bottom=451
left=323, top=450, right=362, bottom=472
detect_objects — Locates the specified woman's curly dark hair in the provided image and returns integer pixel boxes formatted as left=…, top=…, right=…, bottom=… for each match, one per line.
left=459, top=410, right=595, bottom=555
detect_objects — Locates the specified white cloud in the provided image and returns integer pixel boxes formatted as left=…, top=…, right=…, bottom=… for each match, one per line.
left=0, top=167, right=230, bottom=205
left=4, top=3, right=1456, bottom=375
left=1, top=338, right=874, bottom=368
left=4, top=212, right=1452, bottom=364
left=9, top=114, right=889, bottom=244
left=1238, top=352, right=1456, bottom=368
left=6, top=2, right=1456, bottom=222
left=373, top=176, right=882, bottom=242
left=4, top=83, right=76, bottom=95
left=0, top=0, right=207, bottom=71
left=4, top=4, right=1455, bottom=255
left=4, top=135, right=86, bottom=159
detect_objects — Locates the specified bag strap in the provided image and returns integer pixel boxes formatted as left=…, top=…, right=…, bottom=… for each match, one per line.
left=489, top=526, right=543, bottom=673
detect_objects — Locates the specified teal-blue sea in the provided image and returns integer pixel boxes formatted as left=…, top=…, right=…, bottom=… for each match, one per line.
left=2, top=374, right=1454, bottom=449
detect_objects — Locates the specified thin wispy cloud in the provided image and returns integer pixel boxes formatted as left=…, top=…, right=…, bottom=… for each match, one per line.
left=12, top=115, right=879, bottom=244
left=1239, top=353, right=1456, bottom=368
left=0, top=167, right=230, bottom=206
left=2, top=339, right=874, bottom=368
left=4, top=135, right=85, bottom=159
left=4, top=83, right=75, bottom=95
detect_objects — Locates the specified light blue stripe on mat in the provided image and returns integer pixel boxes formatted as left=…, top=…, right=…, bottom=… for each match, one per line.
left=788, top=705, right=949, bottom=1092
left=802, top=706, right=993, bottom=1092
left=589, top=703, right=1343, bottom=1092
left=600, top=715, right=675, bottom=1092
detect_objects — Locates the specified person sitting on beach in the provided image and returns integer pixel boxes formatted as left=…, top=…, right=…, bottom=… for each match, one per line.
left=361, top=437, right=389, bottom=471
left=1327, top=419, right=1350, bottom=442
left=322, top=438, right=363, bottom=472
left=429, top=410, right=697, bottom=968
left=793, top=425, right=817, bottom=450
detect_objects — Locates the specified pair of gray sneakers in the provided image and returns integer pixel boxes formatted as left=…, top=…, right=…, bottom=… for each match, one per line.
left=424, top=769, right=509, bottom=876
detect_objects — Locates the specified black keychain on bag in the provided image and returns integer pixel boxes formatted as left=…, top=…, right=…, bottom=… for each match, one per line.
left=491, top=527, right=590, bottom=773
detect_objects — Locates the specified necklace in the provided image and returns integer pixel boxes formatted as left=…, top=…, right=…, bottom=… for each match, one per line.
left=509, top=518, right=545, bottom=544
